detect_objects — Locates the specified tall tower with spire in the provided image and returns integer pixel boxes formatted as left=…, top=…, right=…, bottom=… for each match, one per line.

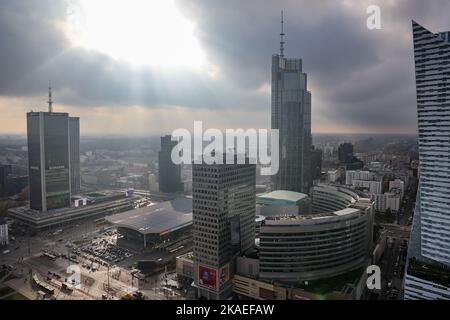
left=271, top=12, right=312, bottom=195
left=26, top=88, right=81, bottom=212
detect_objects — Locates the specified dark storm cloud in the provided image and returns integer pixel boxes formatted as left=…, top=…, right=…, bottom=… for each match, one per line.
left=1, top=0, right=450, bottom=131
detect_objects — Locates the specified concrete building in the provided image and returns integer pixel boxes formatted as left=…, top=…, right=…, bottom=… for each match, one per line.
left=148, top=173, right=159, bottom=193
left=405, top=21, right=450, bottom=300
left=233, top=274, right=287, bottom=300
left=193, top=155, right=256, bottom=300
left=345, top=170, right=373, bottom=185
left=271, top=17, right=312, bottom=194
left=158, top=135, right=183, bottom=193
left=327, top=169, right=341, bottom=183
left=389, top=179, right=405, bottom=199
left=373, top=190, right=401, bottom=213
left=8, top=190, right=137, bottom=230
left=352, top=179, right=382, bottom=195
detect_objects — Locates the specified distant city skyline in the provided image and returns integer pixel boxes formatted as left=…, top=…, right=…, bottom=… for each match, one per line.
left=2, top=1, right=450, bottom=135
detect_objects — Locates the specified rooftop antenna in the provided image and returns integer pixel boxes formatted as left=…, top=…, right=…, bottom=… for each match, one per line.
left=48, top=83, right=53, bottom=113
left=280, top=10, right=285, bottom=57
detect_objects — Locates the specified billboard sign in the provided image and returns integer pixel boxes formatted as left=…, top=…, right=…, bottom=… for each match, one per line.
left=198, top=265, right=217, bottom=290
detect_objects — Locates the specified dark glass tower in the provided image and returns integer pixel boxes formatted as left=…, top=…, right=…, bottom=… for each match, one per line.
left=338, top=143, right=354, bottom=164
left=27, top=112, right=71, bottom=211
left=69, top=117, right=80, bottom=194
left=158, top=135, right=183, bottom=193
left=271, top=54, right=312, bottom=194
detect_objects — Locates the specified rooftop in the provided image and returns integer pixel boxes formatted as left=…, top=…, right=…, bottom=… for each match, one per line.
left=106, top=197, right=192, bottom=235
left=257, top=190, right=309, bottom=206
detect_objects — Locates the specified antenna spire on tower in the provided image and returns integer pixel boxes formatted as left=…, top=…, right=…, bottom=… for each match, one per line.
left=48, top=84, right=53, bottom=113
left=280, top=10, right=285, bottom=57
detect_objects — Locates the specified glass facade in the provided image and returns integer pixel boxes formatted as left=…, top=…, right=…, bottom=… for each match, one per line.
left=27, top=112, right=71, bottom=211
left=271, top=55, right=312, bottom=194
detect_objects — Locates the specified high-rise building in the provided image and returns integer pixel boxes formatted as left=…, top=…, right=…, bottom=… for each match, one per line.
left=404, top=21, right=450, bottom=300
left=27, top=111, right=71, bottom=211
left=338, top=142, right=364, bottom=170
left=193, top=154, right=256, bottom=300
left=311, top=146, right=323, bottom=182
left=271, top=13, right=312, bottom=194
left=69, top=117, right=80, bottom=195
left=26, top=88, right=80, bottom=212
left=338, top=143, right=354, bottom=164
left=158, top=135, right=183, bottom=193
left=0, top=164, right=12, bottom=196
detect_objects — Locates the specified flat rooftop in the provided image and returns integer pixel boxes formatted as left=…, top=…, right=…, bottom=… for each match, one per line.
left=106, top=197, right=192, bottom=235
left=257, top=190, right=309, bottom=206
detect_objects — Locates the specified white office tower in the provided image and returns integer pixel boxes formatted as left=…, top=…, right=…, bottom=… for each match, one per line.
left=404, top=21, right=450, bottom=300
left=192, top=154, right=256, bottom=300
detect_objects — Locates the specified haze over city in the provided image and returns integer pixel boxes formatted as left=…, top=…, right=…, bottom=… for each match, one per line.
left=1, top=0, right=450, bottom=307
left=1, top=0, right=450, bottom=135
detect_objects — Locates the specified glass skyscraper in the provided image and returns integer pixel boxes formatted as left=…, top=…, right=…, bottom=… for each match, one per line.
left=27, top=112, right=71, bottom=211
left=158, top=135, right=183, bottom=193
left=69, top=116, right=81, bottom=195
left=271, top=54, right=312, bottom=194
left=404, top=21, right=450, bottom=300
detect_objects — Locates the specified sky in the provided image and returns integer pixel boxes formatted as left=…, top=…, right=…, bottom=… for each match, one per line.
left=0, top=0, right=449, bottom=135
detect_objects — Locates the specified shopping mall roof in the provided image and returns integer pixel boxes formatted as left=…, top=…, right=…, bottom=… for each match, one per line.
left=106, top=197, right=192, bottom=235
left=257, top=190, right=309, bottom=206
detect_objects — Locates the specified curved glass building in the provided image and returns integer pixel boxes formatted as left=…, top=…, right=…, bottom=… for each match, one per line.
left=259, top=184, right=374, bottom=282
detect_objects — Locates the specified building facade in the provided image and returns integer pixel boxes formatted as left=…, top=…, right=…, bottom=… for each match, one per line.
left=259, top=185, right=374, bottom=282
left=271, top=54, right=312, bottom=194
left=27, top=112, right=71, bottom=212
left=405, top=21, right=450, bottom=300
left=158, top=135, right=183, bottom=193
left=0, top=217, right=8, bottom=246
left=69, top=117, right=80, bottom=195
left=311, top=146, right=323, bottom=182
left=193, top=155, right=256, bottom=300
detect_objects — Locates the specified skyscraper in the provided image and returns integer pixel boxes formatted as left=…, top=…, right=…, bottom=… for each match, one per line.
left=271, top=13, right=312, bottom=194
left=158, top=135, right=183, bottom=193
left=404, top=21, right=450, bottom=300
left=27, top=88, right=80, bottom=212
left=311, top=146, right=323, bottom=182
left=338, top=143, right=354, bottom=164
left=338, top=142, right=363, bottom=170
left=69, top=117, right=80, bottom=195
left=27, top=111, right=71, bottom=211
left=193, top=154, right=256, bottom=300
